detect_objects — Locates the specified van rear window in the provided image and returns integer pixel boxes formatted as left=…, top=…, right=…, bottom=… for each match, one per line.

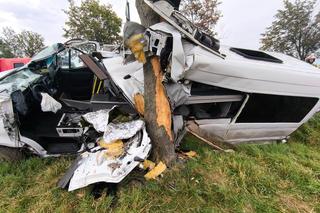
left=230, top=48, right=283, bottom=63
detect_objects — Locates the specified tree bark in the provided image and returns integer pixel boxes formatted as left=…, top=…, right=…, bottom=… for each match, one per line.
left=135, top=0, right=177, bottom=166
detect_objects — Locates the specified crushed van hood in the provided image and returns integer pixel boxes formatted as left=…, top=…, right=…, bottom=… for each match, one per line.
left=68, top=127, right=151, bottom=191
left=58, top=108, right=152, bottom=192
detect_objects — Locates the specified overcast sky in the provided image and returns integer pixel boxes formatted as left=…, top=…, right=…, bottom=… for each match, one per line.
left=0, top=0, right=319, bottom=49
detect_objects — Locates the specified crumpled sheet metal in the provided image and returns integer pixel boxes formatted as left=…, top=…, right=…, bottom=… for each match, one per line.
left=40, top=93, right=62, bottom=113
left=82, top=106, right=117, bottom=132
left=149, top=22, right=185, bottom=82
left=68, top=126, right=151, bottom=191
left=164, top=82, right=191, bottom=109
left=103, top=120, right=145, bottom=144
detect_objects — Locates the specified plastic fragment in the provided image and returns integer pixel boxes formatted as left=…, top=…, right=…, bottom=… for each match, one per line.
left=144, top=161, right=167, bottom=180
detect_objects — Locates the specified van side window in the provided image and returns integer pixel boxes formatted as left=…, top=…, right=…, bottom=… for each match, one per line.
left=236, top=94, right=318, bottom=123
left=230, top=48, right=283, bottom=63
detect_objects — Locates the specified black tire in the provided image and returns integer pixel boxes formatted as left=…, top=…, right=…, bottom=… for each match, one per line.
left=0, top=146, right=25, bottom=162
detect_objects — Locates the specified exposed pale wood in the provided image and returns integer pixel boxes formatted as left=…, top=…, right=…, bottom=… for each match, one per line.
left=134, top=93, right=145, bottom=116
left=151, top=57, right=173, bottom=142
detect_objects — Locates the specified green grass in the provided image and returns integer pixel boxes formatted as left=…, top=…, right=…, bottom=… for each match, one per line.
left=1, top=115, right=320, bottom=212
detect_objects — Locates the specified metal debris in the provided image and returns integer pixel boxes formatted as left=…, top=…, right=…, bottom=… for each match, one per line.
left=82, top=106, right=117, bottom=132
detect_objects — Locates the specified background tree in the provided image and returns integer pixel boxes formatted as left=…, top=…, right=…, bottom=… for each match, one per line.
left=63, top=0, right=122, bottom=44
left=16, top=30, right=45, bottom=57
left=180, top=0, right=221, bottom=35
left=0, top=39, right=14, bottom=58
left=1, top=27, right=22, bottom=57
left=1, top=27, right=45, bottom=57
left=261, top=0, right=320, bottom=60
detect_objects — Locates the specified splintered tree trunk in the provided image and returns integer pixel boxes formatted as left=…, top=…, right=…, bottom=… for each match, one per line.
left=143, top=57, right=176, bottom=166
left=136, top=0, right=177, bottom=166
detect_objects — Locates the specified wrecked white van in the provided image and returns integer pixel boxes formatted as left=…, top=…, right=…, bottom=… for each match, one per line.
left=0, top=0, right=319, bottom=190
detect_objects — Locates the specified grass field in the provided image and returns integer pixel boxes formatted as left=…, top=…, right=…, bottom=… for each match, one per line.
left=0, top=115, right=320, bottom=213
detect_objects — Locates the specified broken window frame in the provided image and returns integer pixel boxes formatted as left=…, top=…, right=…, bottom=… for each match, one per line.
left=183, top=83, right=246, bottom=122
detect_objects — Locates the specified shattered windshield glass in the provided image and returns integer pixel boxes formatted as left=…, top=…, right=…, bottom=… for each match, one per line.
left=31, top=43, right=63, bottom=62
left=0, top=68, right=41, bottom=94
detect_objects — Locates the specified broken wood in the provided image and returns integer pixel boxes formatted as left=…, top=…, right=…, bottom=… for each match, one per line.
left=134, top=93, right=145, bottom=116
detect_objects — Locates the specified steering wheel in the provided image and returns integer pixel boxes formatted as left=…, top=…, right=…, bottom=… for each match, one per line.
left=31, top=84, right=48, bottom=102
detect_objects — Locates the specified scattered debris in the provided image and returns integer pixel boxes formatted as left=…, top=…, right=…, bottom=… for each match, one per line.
left=82, top=107, right=117, bottom=132
left=57, top=108, right=152, bottom=192
left=182, top=151, right=197, bottom=158
left=103, top=120, right=145, bottom=143
left=67, top=129, right=151, bottom=191
left=99, top=139, right=124, bottom=159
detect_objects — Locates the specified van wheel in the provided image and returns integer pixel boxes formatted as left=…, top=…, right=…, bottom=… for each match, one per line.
left=0, top=146, right=25, bottom=162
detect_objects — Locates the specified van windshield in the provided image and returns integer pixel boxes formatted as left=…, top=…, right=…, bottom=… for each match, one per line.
left=0, top=68, right=41, bottom=94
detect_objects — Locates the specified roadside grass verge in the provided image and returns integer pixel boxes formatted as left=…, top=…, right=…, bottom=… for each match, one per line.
left=0, top=114, right=320, bottom=212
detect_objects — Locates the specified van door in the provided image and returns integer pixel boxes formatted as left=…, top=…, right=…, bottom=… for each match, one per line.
left=225, top=94, right=319, bottom=144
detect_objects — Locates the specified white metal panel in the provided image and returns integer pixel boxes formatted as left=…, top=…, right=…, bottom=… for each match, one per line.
left=225, top=123, right=298, bottom=142
left=185, top=45, right=320, bottom=98
left=196, top=119, right=231, bottom=141
left=103, top=57, right=144, bottom=103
